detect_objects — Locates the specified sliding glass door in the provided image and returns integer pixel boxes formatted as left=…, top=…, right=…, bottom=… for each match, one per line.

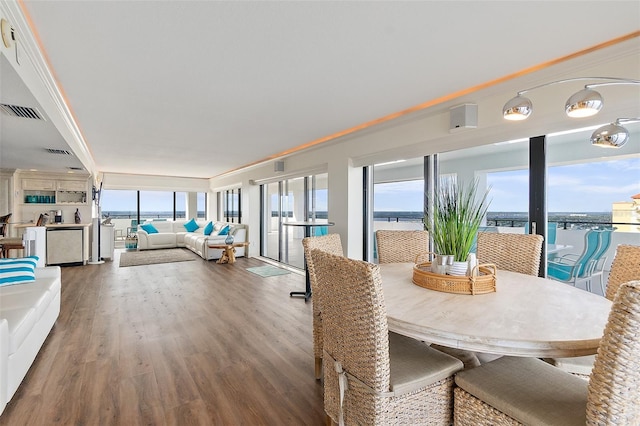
left=261, top=173, right=329, bottom=269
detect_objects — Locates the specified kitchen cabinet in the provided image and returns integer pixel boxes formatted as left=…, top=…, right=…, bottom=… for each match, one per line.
left=21, top=178, right=88, bottom=205
left=22, top=179, right=56, bottom=190
left=46, top=224, right=90, bottom=265
left=56, top=180, right=87, bottom=191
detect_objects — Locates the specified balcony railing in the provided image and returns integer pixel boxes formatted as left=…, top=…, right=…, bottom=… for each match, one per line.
left=372, top=212, right=636, bottom=231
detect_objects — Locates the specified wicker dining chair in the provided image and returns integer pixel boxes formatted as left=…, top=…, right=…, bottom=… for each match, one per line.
left=604, top=244, right=640, bottom=302
left=476, top=232, right=543, bottom=276
left=310, top=249, right=463, bottom=425
left=302, top=233, right=344, bottom=380
left=375, top=230, right=430, bottom=264
left=547, top=244, right=640, bottom=379
left=453, top=280, right=640, bottom=426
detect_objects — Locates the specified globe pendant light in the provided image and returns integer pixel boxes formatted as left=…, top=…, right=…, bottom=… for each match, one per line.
left=590, top=118, right=639, bottom=148
left=565, top=88, right=604, bottom=118
left=502, top=77, right=639, bottom=123
left=502, top=95, right=532, bottom=120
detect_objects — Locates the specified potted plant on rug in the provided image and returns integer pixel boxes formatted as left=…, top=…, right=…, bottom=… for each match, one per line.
left=426, top=179, right=491, bottom=276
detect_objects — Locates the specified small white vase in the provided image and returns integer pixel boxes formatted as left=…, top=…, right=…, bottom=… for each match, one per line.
left=448, top=260, right=468, bottom=276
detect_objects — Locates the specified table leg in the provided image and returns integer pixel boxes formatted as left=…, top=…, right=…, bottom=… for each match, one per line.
left=290, top=270, right=312, bottom=302
left=227, top=247, right=237, bottom=264
left=217, top=249, right=230, bottom=264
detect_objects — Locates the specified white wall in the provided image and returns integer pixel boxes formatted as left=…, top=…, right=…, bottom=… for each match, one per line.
left=102, top=172, right=209, bottom=192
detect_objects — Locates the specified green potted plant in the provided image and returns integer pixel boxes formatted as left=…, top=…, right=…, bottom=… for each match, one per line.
left=425, top=179, right=491, bottom=275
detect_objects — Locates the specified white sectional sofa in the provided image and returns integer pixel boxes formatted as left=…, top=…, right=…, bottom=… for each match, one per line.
left=136, top=219, right=248, bottom=261
left=0, top=265, right=61, bottom=416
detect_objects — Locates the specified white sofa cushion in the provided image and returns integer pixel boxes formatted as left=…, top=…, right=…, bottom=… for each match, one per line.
left=1, top=307, right=37, bottom=355
left=148, top=233, right=177, bottom=246
left=0, top=266, right=61, bottom=416
left=1, top=289, right=53, bottom=322
left=147, top=221, right=174, bottom=233
left=0, top=279, right=60, bottom=321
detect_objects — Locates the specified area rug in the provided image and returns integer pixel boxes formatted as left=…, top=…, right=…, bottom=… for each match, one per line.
left=119, top=248, right=198, bottom=267
left=246, top=265, right=291, bottom=277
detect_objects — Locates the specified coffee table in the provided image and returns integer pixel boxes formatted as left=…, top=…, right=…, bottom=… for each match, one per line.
left=208, top=242, right=249, bottom=264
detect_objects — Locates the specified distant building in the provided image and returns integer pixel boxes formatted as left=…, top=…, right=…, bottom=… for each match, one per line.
left=612, top=193, right=640, bottom=233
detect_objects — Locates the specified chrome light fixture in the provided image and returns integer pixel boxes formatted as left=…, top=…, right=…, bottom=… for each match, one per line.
left=591, top=118, right=640, bottom=148
left=502, top=95, right=533, bottom=121
left=503, top=77, right=639, bottom=121
left=565, top=88, right=603, bottom=118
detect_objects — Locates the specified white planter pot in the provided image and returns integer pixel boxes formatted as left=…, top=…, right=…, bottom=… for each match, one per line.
left=447, top=261, right=468, bottom=276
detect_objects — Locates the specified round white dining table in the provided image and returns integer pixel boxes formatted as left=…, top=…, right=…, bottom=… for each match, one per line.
left=379, top=263, right=612, bottom=358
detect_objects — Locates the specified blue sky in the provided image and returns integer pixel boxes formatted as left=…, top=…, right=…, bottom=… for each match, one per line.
left=374, top=158, right=640, bottom=213
left=101, top=190, right=194, bottom=212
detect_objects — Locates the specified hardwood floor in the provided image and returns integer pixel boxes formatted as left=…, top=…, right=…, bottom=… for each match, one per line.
left=1, top=250, right=326, bottom=425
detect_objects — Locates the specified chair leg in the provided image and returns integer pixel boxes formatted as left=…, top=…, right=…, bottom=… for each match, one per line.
left=315, top=357, right=322, bottom=380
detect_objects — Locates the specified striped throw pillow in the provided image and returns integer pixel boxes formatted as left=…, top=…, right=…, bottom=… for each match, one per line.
left=0, top=256, right=39, bottom=286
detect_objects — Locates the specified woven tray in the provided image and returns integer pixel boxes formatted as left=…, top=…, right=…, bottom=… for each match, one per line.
left=412, top=262, right=497, bottom=295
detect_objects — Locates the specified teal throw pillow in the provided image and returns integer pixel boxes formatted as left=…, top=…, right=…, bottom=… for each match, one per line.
left=204, top=221, right=214, bottom=236
left=184, top=218, right=199, bottom=232
left=0, top=256, right=38, bottom=286
left=218, top=225, right=230, bottom=235
left=140, top=223, right=159, bottom=234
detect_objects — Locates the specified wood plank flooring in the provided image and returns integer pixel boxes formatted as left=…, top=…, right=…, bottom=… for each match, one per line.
left=0, top=250, right=325, bottom=425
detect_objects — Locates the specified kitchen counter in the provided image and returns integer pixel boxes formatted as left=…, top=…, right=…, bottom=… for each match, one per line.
left=45, top=223, right=91, bottom=228
left=14, top=223, right=91, bottom=229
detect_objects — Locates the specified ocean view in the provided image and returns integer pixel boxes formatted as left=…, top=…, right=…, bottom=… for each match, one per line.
left=102, top=210, right=619, bottom=229
left=373, top=211, right=617, bottom=229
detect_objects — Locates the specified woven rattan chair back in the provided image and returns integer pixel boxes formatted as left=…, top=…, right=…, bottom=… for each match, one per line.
left=605, top=245, right=640, bottom=301
left=302, top=234, right=344, bottom=379
left=375, top=230, right=429, bottom=264
left=477, top=232, right=543, bottom=276
left=310, top=249, right=391, bottom=423
left=587, top=280, right=640, bottom=424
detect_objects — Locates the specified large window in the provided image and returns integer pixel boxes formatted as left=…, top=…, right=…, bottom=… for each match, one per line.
left=101, top=190, right=137, bottom=220
left=374, top=179, right=424, bottom=227
left=263, top=182, right=281, bottom=262
left=101, top=189, right=208, bottom=240
left=547, top=159, right=639, bottom=230
left=365, top=125, right=639, bottom=287
left=221, top=188, right=241, bottom=223
left=261, top=173, right=329, bottom=270
left=197, top=192, right=206, bottom=219
left=139, top=191, right=174, bottom=222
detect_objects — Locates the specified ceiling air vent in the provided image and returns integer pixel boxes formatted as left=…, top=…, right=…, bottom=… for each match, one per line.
left=67, top=166, right=83, bottom=171
left=45, top=148, right=74, bottom=156
left=0, top=103, right=44, bottom=120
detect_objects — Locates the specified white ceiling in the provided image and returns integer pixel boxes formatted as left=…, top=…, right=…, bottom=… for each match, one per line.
left=2, top=1, right=639, bottom=178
